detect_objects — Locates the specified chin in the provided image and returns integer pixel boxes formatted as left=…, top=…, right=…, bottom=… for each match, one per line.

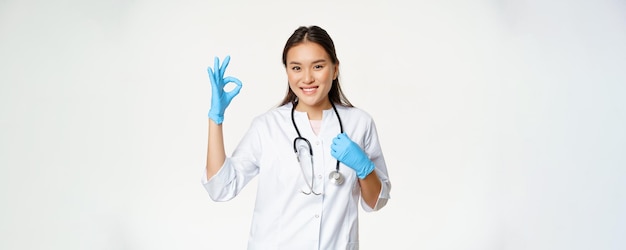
left=300, top=97, right=329, bottom=108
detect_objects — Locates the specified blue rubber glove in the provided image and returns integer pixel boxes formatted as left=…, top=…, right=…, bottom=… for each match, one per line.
left=330, top=133, right=375, bottom=179
left=207, top=55, right=243, bottom=124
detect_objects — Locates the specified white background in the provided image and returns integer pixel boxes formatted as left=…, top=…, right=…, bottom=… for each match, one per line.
left=1, top=0, right=625, bottom=249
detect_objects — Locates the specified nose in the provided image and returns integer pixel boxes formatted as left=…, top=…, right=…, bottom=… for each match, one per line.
left=303, top=69, right=314, bottom=84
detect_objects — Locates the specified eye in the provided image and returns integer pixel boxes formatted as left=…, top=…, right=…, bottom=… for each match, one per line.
left=291, top=66, right=301, bottom=71
left=314, top=64, right=324, bottom=70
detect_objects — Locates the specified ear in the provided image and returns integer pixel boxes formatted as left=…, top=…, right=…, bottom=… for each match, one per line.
left=333, top=63, right=339, bottom=80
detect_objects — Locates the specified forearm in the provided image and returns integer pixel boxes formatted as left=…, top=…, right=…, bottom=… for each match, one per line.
left=359, top=170, right=382, bottom=208
left=206, top=119, right=226, bottom=180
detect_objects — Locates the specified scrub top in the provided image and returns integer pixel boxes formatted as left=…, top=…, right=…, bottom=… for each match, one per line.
left=203, top=102, right=391, bottom=250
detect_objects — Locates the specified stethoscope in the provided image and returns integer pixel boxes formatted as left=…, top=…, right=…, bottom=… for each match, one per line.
left=291, top=101, right=345, bottom=195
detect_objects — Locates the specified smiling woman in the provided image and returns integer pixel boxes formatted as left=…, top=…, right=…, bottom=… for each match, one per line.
left=2, top=0, right=625, bottom=249
left=284, top=41, right=338, bottom=117
left=202, top=25, right=391, bottom=249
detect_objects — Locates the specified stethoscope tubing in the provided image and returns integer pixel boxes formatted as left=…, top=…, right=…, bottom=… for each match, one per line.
left=291, top=101, right=344, bottom=185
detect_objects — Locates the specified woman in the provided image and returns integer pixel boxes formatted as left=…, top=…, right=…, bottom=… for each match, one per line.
left=203, top=25, right=391, bottom=249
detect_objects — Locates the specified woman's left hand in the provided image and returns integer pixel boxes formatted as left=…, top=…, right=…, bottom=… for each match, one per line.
left=330, top=133, right=375, bottom=179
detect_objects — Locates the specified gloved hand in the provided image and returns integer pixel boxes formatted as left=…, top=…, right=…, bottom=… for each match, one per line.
left=330, top=133, right=375, bottom=179
left=207, top=55, right=243, bottom=124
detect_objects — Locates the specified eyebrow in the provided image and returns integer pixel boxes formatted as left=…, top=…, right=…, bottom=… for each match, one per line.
left=288, top=59, right=327, bottom=65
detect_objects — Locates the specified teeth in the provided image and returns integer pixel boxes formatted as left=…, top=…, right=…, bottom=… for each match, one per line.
left=302, top=87, right=316, bottom=93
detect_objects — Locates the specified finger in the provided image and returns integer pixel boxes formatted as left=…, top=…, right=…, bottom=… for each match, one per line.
left=219, top=55, right=231, bottom=77
left=207, top=67, right=217, bottom=86
left=213, top=56, right=220, bottom=80
left=339, top=133, right=348, bottom=140
left=207, top=66, right=214, bottom=78
left=332, top=137, right=342, bottom=146
left=335, top=133, right=344, bottom=141
left=207, top=67, right=219, bottom=87
left=223, top=76, right=243, bottom=99
left=223, top=76, right=242, bottom=88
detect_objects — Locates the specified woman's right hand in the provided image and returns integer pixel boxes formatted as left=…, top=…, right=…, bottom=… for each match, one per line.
left=207, top=55, right=243, bottom=125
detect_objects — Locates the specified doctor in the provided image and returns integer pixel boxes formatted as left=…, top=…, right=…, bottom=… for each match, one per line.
left=202, top=25, right=391, bottom=249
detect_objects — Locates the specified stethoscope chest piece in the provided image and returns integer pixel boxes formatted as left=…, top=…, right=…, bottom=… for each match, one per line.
left=328, top=170, right=345, bottom=185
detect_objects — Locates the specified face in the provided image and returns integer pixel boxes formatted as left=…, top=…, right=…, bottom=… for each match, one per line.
left=286, top=41, right=338, bottom=112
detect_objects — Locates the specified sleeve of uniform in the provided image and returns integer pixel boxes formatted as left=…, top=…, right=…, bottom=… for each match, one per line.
left=360, top=118, right=392, bottom=212
left=201, top=118, right=264, bottom=201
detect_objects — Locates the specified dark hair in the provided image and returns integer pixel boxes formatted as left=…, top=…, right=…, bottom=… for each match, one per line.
left=279, top=25, right=353, bottom=107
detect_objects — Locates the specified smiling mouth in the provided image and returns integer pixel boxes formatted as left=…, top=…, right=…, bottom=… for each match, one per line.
left=301, top=87, right=318, bottom=94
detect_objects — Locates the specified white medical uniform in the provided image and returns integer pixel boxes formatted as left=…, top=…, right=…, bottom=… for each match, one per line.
left=203, top=102, right=391, bottom=250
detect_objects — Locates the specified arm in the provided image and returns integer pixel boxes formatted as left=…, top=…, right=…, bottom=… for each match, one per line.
left=204, top=55, right=242, bottom=180
left=331, top=132, right=383, bottom=208
left=358, top=170, right=382, bottom=208
left=206, top=119, right=226, bottom=180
